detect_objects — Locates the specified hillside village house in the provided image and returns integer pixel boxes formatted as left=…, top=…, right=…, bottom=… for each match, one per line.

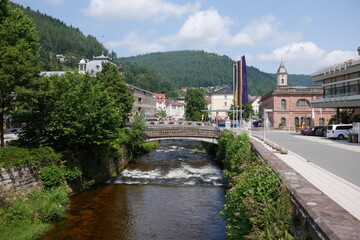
left=209, top=87, right=233, bottom=120
left=249, top=96, right=261, bottom=118
left=261, top=62, right=336, bottom=129
left=154, top=93, right=166, bottom=112
left=165, top=100, right=185, bottom=120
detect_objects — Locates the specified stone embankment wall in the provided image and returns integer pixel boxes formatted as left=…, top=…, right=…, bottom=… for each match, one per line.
left=0, top=166, right=42, bottom=204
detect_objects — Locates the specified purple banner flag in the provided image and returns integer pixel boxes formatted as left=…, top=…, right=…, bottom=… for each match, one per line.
left=241, top=55, right=248, bottom=104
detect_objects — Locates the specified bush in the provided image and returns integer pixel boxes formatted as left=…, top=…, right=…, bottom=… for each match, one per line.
left=41, top=165, right=63, bottom=188
left=139, top=141, right=159, bottom=154
left=28, top=186, right=69, bottom=222
left=223, top=133, right=252, bottom=176
left=219, top=133, right=294, bottom=239
left=352, top=113, right=360, bottom=122
left=0, top=146, right=60, bottom=169
left=216, top=130, right=234, bottom=163
left=0, top=186, right=68, bottom=240
left=63, top=165, right=82, bottom=181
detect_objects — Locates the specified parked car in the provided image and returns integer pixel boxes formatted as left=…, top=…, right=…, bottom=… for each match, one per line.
left=300, top=128, right=309, bottom=135
left=307, top=126, right=323, bottom=136
left=326, top=124, right=353, bottom=140
left=315, top=126, right=326, bottom=137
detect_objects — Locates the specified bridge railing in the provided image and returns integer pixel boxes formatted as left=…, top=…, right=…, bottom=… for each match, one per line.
left=145, top=125, right=221, bottom=139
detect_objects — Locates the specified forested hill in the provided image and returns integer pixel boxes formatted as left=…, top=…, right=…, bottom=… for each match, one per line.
left=120, top=51, right=317, bottom=96
left=10, top=2, right=115, bottom=71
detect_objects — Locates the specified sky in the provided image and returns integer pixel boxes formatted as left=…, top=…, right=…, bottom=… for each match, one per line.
left=11, top=0, right=360, bottom=74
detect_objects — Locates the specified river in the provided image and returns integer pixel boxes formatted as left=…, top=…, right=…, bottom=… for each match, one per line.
left=39, top=141, right=227, bottom=240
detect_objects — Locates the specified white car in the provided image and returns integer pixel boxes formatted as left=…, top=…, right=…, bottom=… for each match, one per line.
left=326, top=124, right=353, bottom=140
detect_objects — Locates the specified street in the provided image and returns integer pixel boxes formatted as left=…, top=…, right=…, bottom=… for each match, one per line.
left=252, top=130, right=360, bottom=187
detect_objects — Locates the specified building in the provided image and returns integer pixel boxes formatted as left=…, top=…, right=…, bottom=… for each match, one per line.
left=127, top=84, right=157, bottom=117
left=153, top=94, right=166, bottom=112
left=311, top=56, right=360, bottom=116
left=165, top=100, right=185, bottom=120
left=78, top=53, right=114, bottom=77
left=261, top=63, right=336, bottom=129
left=250, top=96, right=261, bottom=117
left=210, top=86, right=233, bottom=120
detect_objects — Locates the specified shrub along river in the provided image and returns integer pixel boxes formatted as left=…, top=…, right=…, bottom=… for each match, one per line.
left=39, top=141, right=227, bottom=240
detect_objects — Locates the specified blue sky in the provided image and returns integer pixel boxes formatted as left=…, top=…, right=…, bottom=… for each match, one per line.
left=11, top=0, right=360, bottom=74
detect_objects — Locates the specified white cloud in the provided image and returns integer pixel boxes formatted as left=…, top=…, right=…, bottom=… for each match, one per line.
left=323, top=50, right=358, bottom=66
left=84, top=0, right=201, bottom=21
left=229, top=15, right=277, bottom=46
left=158, top=9, right=232, bottom=48
left=228, top=15, right=301, bottom=47
left=257, top=42, right=359, bottom=73
left=258, top=42, right=325, bottom=62
left=106, top=32, right=165, bottom=54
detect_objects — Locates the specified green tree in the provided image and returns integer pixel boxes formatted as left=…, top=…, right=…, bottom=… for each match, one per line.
left=0, top=0, right=40, bottom=146
left=185, top=88, right=206, bottom=121
left=96, top=62, right=134, bottom=127
left=15, top=70, right=131, bottom=152
left=124, top=114, right=147, bottom=159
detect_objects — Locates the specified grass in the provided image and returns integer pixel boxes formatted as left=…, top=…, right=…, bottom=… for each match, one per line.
left=0, top=186, right=69, bottom=240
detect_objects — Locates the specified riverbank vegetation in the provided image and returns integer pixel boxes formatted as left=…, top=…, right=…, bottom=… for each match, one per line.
left=1, top=1, right=148, bottom=239
left=0, top=186, right=68, bottom=240
left=218, top=131, right=294, bottom=239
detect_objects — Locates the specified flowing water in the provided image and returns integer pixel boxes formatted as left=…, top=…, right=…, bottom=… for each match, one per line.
left=39, top=141, right=227, bottom=240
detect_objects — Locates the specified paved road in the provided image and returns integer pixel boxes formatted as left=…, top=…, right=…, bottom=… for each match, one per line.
left=252, top=130, right=360, bottom=187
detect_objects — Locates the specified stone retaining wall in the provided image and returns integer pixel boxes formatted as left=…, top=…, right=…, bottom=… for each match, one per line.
left=0, top=166, right=42, bottom=204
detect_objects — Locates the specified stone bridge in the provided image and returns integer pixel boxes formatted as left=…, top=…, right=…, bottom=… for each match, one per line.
left=145, top=125, right=221, bottom=144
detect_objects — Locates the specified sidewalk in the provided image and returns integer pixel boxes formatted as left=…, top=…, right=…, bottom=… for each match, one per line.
left=250, top=136, right=360, bottom=239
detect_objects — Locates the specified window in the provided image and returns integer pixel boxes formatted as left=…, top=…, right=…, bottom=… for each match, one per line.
left=281, top=99, right=286, bottom=110
left=225, top=95, right=227, bottom=99
left=306, top=117, right=311, bottom=126
left=295, top=117, right=299, bottom=126
left=224, top=102, right=227, bottom=106
left=281, top=117, right=286, bottom=127
left=296, top=99, right=310, bottom=108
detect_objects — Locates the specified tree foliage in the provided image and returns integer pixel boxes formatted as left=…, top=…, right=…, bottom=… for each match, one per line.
left=10, top=2, right=113, bottom=71
left=15, top=65, right=133, bottom=152
left=185, top=88, right=206, bottom=121
left=120, top=50, right=318, bottom=96
left=0, top=0, right=40, bottom=147
left=123, top=64, right=177, bottom=98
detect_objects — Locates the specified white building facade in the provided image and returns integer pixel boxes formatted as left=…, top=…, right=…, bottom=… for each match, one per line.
left=210, top=87, right=233, bottom=119
left=166, top=100, right=185, bottom=120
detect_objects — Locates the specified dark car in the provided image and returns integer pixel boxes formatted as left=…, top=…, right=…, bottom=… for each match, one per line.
left=315, top=126, right=326, bottom=137
left=300, top=128, right=309, bottom=135
left=307, top=126, right=323, bottom=136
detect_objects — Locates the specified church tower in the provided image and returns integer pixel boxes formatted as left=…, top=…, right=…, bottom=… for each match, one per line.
left=276, top=62, right=288, bottom=87
left=79, top=58, right=87, bottom=74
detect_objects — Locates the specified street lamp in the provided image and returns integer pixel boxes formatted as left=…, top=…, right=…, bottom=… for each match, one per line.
left=358, top=46, right=360, bottom=56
